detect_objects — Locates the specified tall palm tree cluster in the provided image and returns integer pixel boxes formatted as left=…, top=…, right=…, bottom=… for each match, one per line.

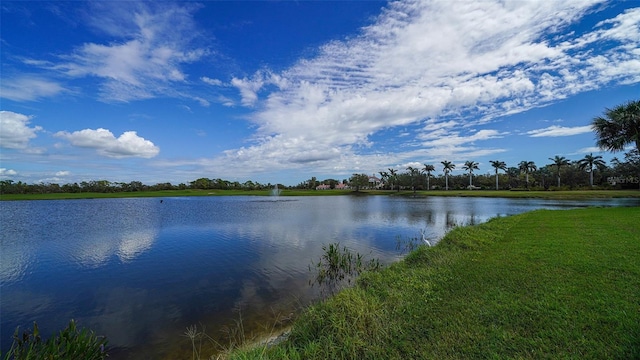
left=373, top=99, right=639, bottom=191
left=375, top=152, right=615, bottom=191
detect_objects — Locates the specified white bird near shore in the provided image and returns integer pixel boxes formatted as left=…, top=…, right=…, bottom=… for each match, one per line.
left=420, top=229, right=432, bottom=247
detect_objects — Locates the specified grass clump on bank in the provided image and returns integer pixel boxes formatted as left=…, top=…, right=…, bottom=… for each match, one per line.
left=2, top=320, right=107, bottom=360
left=230, top=207, right=640, bottom=359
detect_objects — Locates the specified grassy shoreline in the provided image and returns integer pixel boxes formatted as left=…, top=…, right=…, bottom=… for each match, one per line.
left=1, top=189, right=639, bottom=201
left=228, top=206, right=640, bottom=359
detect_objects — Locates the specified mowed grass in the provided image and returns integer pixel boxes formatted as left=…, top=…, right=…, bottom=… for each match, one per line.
left=231, top=207, right=640, bottom=359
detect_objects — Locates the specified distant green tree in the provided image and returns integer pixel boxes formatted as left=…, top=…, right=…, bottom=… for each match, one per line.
left=536, top=165, right=553, bottom=189
left=388, top=168, right=398, bottom=192
left=610, top=149, right=640, bottom=189
left=577, top=153, right=606, bottom=187
left=423, top=164, right=435, bottom=190
left=61, top=182, right=81, bottom=193
left=506, top=167, right=520, bottom=188
left=441, top=161, right=455, bottom=190
left=489, top=160, right=507, bottom=190
left=213, top=178, right=230, bottom=190
left=518, top=161, right=537, bottom=188
left=242, top=180, right=255, bottom=190
left=378, top=171, right=389, bottom=189
left=190, top=178, right=211, bottom=189
left=127, top=181, right=145, bottom=192
left=462, top=161, right=479, bottom=188
left=549, top=156, right=571, bottom=187
left=349, top=173, right=370, bottom=192
left=152, top=182, right=174, bottom=191
left=325, top=178, right=338, bottom=189
left=406, top=166, right=422, bottom=194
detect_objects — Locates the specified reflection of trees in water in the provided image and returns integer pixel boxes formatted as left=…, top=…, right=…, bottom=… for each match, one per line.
left=445, top=212, right=479, bottom=228
left=445, top=212, right=458, bottom=228
left=421, top=210, right=435, bottom=226
left=404, top=208, right=437, bottom=227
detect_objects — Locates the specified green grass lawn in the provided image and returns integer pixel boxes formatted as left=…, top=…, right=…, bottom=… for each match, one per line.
left=231, top=207, right=640, bottom=359
left=1, top=189, right=638, bottom=201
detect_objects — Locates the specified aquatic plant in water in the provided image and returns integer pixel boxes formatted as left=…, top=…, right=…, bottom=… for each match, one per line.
left=309, top=242, right=382, bottom=296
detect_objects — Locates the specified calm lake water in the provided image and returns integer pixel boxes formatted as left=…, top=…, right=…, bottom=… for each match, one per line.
left=1, top=195, right=638, bottom=358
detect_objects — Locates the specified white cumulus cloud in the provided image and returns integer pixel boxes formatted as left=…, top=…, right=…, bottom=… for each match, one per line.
left=54, top=128, right=160, bottom=158
left=527, top=125, right=593, bottom=137
left=0, top=111, right=42, bottom=149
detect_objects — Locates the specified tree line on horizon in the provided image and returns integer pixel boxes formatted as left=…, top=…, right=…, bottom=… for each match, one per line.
left=343, top=149, right=638, bottom=192
left=0, top=177, right=287, bottom=195
left=1, top=100, right=638, bottom=195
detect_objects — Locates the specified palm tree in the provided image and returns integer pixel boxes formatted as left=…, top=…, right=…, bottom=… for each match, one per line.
left=549, top=155, right=570, bottom=187
left=506, top=167, right=519, bottom=188
left=489, top=160, right=507, bottom=190
left=388, top=168, right=397, bottom=192
left=592, top=99, right=640, bottom=153
left=379, top=171, right=389, bottom=189
left=577, top=153, right=606, bottom=187
left=423, top=164, right=435, bottom=190
left=441, top=160, right=455, bottom=190
left=537, top=166, right=553, bottom=189
left=518, top=160, right=537, bottom=188
left=406, top=166, right=422, bottom=194
left=462, top=161, right=479, bottom=188
left=406, top=166, right=414, bottom=191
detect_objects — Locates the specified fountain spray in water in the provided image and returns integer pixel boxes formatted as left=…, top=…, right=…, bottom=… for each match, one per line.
left=271, top=184, right=281, bottom=196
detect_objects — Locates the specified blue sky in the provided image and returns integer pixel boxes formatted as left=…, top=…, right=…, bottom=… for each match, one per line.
left=1, top=0, right=639, bottom=186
